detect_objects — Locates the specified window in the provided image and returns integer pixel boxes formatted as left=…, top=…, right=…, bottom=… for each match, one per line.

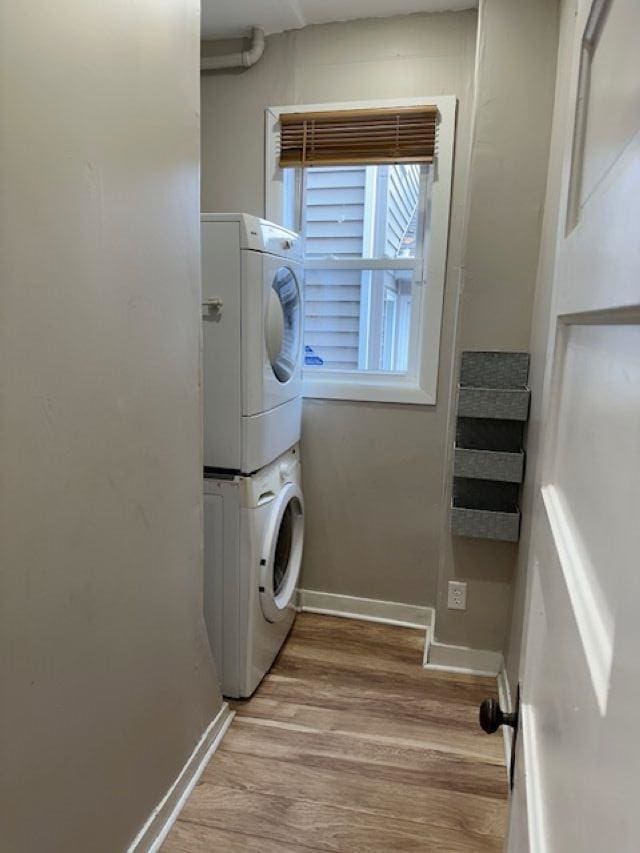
left=266, top=97, right=456, bottom=405
left=298, top=164, right=424, bottom=375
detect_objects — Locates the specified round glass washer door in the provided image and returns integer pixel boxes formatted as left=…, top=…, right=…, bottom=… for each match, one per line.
left=265, top=267, right=301, bottom=384
left=259, top=483, right=304, bottom=624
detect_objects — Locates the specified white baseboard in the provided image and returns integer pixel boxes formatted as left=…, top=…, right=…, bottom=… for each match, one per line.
left=128, top=702, right=234, bottom=853
left=497, top=665, right=514, bottom=786
left=424, top=639, right=503, bottom=677
left=297, top=589, right=433, bottom=630
left=422, top=620, right=433, bottom=666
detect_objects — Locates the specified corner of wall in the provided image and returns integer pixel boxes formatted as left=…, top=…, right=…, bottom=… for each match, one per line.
left=432, top=0, right=560, bottom=655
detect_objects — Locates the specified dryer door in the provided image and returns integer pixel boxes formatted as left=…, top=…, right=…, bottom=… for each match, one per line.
left=265, top=265, right=301, bottom=385
left=259, top=482, right=304, bottom=623
left=242, top=253, right=303, bottom=416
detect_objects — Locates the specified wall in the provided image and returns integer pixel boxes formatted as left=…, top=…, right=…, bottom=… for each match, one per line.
left=433, top=0, right=559, bottom=651
left=0, top=3, right=222, bottom=851
left=505, top=0, right=577, bottom=689
left=202, top=11, right=478, bottom=607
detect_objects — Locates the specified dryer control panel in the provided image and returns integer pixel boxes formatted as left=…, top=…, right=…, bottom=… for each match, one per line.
left=245, top=217, right=302, bottom=261
left=201, top=212, right=302, bottom=261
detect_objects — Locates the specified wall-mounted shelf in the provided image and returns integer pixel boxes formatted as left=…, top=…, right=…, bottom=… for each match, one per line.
left=450, top=351, right=530, bottom=543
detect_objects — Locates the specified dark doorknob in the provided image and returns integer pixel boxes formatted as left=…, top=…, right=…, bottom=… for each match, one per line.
left=479, top=697, right=518, bottom=734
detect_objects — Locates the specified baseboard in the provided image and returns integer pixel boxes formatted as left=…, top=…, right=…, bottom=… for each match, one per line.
left=422, top=618, right=434, bottom=666
left=424, top=639, right=503, bottom=677
left=297, top=589, right=433, bottom=630
left=128, top=702, right=234, bottom=853
left=497, top=665, right=514, bottom=786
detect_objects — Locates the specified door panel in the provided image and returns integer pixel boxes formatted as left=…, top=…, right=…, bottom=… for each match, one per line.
left=510, top=0, right=640, bottom=849
left=571, top=0, right=640, bottom=216
left=544, top=322, right=640, bottom=710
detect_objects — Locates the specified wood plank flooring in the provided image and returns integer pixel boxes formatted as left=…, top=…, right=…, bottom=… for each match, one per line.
left=162, top=613, right=507, bottom=852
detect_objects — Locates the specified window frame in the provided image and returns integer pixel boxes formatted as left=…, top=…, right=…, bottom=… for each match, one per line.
left=265, top=95, right=456, bottom=406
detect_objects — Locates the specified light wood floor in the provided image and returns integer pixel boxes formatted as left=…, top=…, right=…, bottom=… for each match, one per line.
left=162, top=613, right=507, bottom=852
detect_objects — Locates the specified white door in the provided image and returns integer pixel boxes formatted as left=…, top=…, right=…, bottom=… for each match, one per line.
left=507, top=0, right=640, bottom=850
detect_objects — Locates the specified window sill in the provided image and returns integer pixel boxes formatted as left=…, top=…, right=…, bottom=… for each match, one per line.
left=302, top=375, right=436, bottom=405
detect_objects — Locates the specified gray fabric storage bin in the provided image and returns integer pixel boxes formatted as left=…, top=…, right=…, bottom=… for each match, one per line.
left=454, top=446, right=525, bottom=483
left=457, top=387, right=530, bottom=421
left=450, top=505, right=521, bottom=542
left=459, top=351, right=529, bottom=389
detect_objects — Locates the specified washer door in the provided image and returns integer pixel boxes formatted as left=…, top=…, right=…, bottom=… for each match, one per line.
left=265, top=266, right=301, bottom=385
left=259, top=483, right=304, bottom=623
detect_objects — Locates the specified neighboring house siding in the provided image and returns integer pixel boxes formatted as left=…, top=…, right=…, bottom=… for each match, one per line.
left=303, top=168, right=366, bottom=259
left=384, top=165, right=421, bottom=258
left=304, top=269, right=362, bottom=369
left=303, top=167, right=366, bottom=370
left=301, top=164, right=420, bottom=371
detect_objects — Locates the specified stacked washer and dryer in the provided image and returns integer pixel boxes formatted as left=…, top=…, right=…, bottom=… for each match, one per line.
left=201, top=213, right=305, bottom=698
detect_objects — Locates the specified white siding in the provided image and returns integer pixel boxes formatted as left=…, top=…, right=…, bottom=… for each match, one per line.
left=304, top=268, right=363, bottom=369
left=384, top=165, right=421, bottom=257
left=300, top=164, right=420, bottom=371
left=303, top=167, right=366, bottom=260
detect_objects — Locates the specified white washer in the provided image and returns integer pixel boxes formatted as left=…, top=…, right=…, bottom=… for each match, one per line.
left=201, top=213, right=304, bottom=474
left=203, top=445, right=304, bottom=698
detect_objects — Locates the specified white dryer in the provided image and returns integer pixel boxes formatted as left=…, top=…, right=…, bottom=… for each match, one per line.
left=201, top=213, right=304, bottom=474
left=203, top=445, right=304, bottom=698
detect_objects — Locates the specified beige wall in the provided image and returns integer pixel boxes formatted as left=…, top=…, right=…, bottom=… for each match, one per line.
left=202, top=11, right=478, bottom=607
left=433, top=0, right=558, bottom=651
left=201, top=2, right=558, bottom=653
left=0, top=3, right=222, bottom=851
left=505, top=0, right=576, bottom=688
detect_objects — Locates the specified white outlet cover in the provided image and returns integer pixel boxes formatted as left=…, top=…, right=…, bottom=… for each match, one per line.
left=447, top=580, right=467, bottom=610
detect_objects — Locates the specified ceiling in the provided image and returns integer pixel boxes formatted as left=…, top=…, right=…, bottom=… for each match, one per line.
left=201, top=0, right=477, bottom=40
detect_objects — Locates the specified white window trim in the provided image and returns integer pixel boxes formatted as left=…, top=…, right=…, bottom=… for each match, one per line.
left=265, top=95, right=456, bottom=406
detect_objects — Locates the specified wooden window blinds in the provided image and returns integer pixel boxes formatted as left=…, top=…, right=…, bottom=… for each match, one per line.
left=278, top=105, right=438, bottom=168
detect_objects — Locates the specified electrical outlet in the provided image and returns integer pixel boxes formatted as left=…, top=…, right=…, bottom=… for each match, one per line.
left=447, top=580, right=467, bottom=610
